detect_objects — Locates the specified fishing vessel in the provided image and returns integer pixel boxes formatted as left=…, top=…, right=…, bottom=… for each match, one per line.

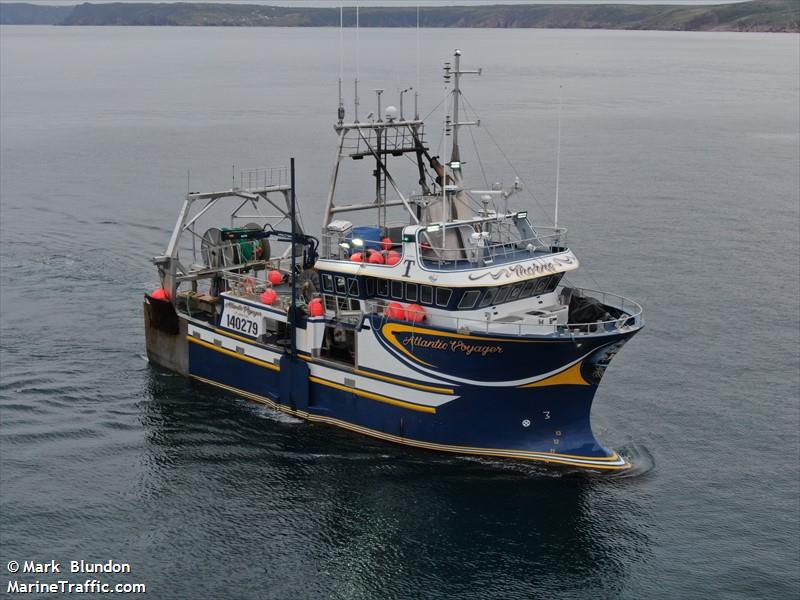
left=144, top=50, right=643, bottom=471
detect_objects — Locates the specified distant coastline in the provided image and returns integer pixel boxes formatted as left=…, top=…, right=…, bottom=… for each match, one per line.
left=1, top=1, right=797, bottom=32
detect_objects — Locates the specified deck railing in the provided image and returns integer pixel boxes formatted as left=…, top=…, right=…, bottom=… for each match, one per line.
left=418, top=226, right=567, bottom=270
left=319, top=225, right=567, bottom=267
left=364, top=287, right=642, bottom=336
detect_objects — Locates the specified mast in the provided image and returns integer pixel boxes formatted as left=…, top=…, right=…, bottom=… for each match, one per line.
left=289, top=157, right=297, bottom=360
left=449, top=49, right=481, bottom=185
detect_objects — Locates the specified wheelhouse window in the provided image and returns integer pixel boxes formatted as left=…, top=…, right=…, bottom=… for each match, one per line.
left=495, top=285, right=511, bottom=304
left=458, top=290, right=481, bottom=309
left=366, top=278, right=375, bottom=297
left=347, top=278, right=359, bottom=297
left=435, top=288, right=453, bottom=307
left=335, top=276, right=346, bottom=295
left=532, top=276, right=551, bottom=296
left=420, top=285, right=433, bottom=305
left=405, top=283, right=418, bottom=302
left=545, top=273, right=563, bottom=293
left=479, top=287, right=498, bottom=308
left=391, top=280, right=403, bottom=299
left=508, top=282, right=525, bottom=301
left=377, top=279, right=389, bottom=297
left=522, top=279, right=536, bottom=297
left=324, top=295, right=337, bottom=311
left=322, top=274, right=333, bottom=293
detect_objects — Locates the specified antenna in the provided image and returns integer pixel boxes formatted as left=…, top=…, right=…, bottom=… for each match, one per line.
left=415, top=4, right=420, bottom=119
left=354, top=2, right=360, bottom=123
left=555, top=85, right=563, bottom=230
left=338, top=5, right=344, bottom=123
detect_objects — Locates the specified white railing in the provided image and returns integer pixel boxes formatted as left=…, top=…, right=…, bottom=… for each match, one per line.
left=363, top=287, right=642, bottom=337
left=419, top=226, right=567, bottom=270
left=239, top=167, right=288, bottom=191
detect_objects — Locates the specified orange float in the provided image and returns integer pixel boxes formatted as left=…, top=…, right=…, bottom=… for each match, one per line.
left=406, top=303, right=425, bottom=323
left=308, top=297, right=324, bottom=317
left=386, top=302, right=406, bottom=320
left=386, top=251, right=402, bottom=266
left=260, top=289, right=278, bottom=305
left=268, top=270, right=283, bottom=285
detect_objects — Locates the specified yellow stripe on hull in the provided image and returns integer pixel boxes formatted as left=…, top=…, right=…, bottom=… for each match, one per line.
left=187, top=336, right=280, bottom=371
left=308, top=376, right=436, bottom=414
left=189, top=375, right=629, bottom=471
left=521, top=361, right=590, bottom=388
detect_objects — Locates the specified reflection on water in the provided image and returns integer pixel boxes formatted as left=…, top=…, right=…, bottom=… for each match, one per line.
left=140, top=370, right=652, bottom=598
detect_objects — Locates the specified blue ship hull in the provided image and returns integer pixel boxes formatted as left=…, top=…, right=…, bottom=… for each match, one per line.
left=184, top=318, right=637, bottom=471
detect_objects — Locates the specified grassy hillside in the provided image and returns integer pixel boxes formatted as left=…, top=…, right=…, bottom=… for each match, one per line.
left=2, top=1, right=797, bottom=32
left=0, top=3, right=74, bottom=25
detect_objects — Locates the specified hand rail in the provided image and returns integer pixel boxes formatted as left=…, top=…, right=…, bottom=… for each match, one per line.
left=363, top=287, right=642, bottom=336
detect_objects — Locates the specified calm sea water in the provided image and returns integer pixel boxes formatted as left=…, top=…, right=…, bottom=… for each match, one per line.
left=1, top=25, right=798, bottom=599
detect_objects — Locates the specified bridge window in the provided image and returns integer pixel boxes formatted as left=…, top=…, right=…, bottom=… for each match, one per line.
left=420, top=285, right=433, bottom=305
left=366, top=278, right=375, bottom=297
left=479, top=287, right=498, bottom=307
left=495, top=285, right=511, bottom=304
left=335, top=276, right=346, bottom=295
left=458, top=290, right=481, bottom=309
left=347, top=278, right=359, bottom=297
left=391, top=280, right=403, bottom=299
left=377, top=279, right=389, bottom=297
left=436, top=288, right=453, bottom=307
left=533, top=276, right=551, bottom=296
left=522, top=279, right=536, bottom=297
left=322, top=274, right=333, bottom=293
left=405, top=283, right=418, bottom=302
left=509, top=282, right=525, bottom=301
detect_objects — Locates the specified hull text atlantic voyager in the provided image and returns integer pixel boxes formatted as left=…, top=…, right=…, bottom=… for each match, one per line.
left=144, top=51, right=644, bottom=471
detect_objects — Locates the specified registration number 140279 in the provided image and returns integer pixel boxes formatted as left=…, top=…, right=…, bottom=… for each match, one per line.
left=226, top=314, right=258, bottom=336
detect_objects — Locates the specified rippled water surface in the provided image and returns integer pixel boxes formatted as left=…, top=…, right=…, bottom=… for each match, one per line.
left=1, top=26, right=798, bottom=599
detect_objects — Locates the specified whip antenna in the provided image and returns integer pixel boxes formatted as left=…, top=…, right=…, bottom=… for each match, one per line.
left=338, top=5, right=344, bottom=123
left=415, top=4, right=420, bottom=119
left=555, top=85, right=563, bottom=229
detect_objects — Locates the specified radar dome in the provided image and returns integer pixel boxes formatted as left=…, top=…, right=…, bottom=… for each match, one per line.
left=385, top=106, right=398, bottom=121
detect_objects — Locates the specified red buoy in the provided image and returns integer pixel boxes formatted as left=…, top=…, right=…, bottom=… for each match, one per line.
left=368, top=251, right=385, bottom=265
left=386, top=302, right=406, bottom=320
left=308, top=297, right=324, bottom=317
left=406, top=303, right=425, bottom=323
left=260, top=288, right=278, bottom=305
left=151, top=288, right=170, bottom=301
left=381, top=237, right=393, bottom=251
left=349, top=252, right=364, bottom=262
left=386, top=250, right=402, bottom=266
left=268, top=270, right=283, bottom=286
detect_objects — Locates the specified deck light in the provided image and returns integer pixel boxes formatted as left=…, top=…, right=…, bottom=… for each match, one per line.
left=426, top=225, right=440, bottom=233
left=351, top=238, right=364, bottom=247
left=516, top=211, right=528, bottom=220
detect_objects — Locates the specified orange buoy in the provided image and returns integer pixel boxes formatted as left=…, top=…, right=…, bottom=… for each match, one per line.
left=151, top=288, right=170, bottom=301
left=260, top=288, right=278, bottom=305
left=349, top=252, right=364, bottom=262
left=386, top=250, right=402, bottom=266
left=406, top=303, right=425, bottom=323
left=308, top=297, right=324, bottom=317
left=367, top=251, right=385, bottom=265
left=381, top=237, right=393, bottom=251
left=386, top=302, right=406, bottom=320
left=268, top=270, right=283, bottom=285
